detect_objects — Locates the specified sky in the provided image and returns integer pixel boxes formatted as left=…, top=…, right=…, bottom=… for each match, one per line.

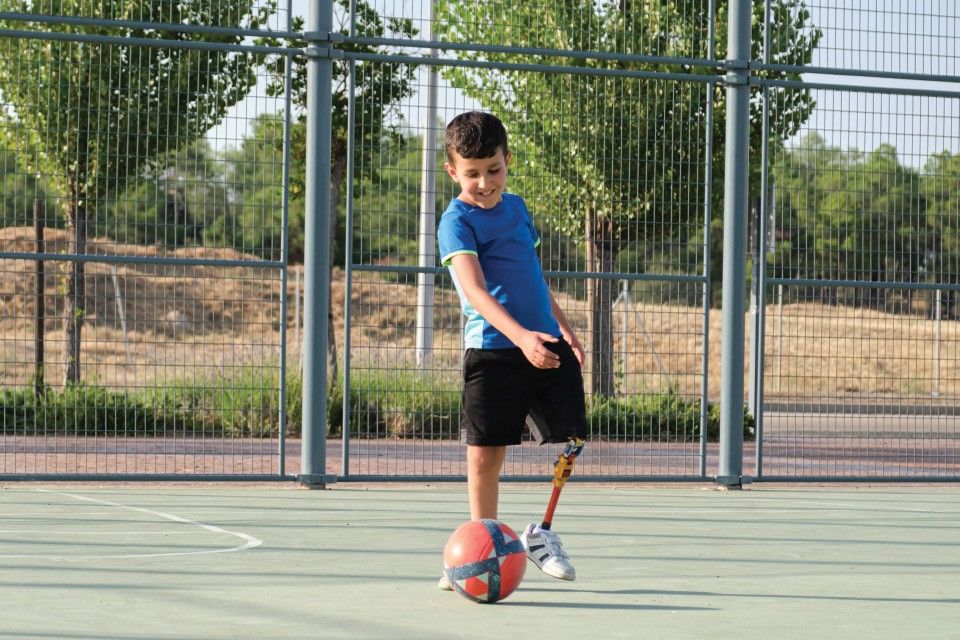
left=799, top=1, right=960, bottom=167
left=211, top=1, right=960, bottom=170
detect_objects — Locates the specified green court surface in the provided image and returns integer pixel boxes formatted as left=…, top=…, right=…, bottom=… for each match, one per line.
left=1, top=484, right=958, bottom=639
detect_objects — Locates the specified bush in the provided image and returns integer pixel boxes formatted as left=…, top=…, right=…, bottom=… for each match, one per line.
left=0, top=384, right=209, bottom=436
left=1, top=376, right=753, bottom=443
left=588, top=394, right=755, bottom=442
left=321, top=370, right=461, bottom=439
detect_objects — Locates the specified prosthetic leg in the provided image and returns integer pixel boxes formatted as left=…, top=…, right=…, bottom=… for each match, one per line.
left=520, top=437, right=585, bottom=580
left=540, top=437, right=585, bottom=530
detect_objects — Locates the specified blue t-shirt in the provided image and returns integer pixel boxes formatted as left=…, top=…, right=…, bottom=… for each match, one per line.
left=438, top=193, right=560, bottom=349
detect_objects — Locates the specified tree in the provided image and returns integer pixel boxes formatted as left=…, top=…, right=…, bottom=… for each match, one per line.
left=0, top=139, right=56, bottom=229
left=819, top=144, right=929, bottom=309
left=260, top=0, right=417, bottom=383
left=774, top=133, right=860, bottom=302
left=223, top=114, right=302, bottom=262
left=0, top=0, right=274, bottom=385
left=94, top=139, right=226, bottom=249
left=774, top=137, right=934, bottom=311
left=768, top=132, right=837, bottom=300
left=436, top=0, right=820, bottom=395
left=920, top=151, right=960, bottom=317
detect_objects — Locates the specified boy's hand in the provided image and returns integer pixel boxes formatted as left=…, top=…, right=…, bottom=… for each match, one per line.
left=518, top=331, right=561, bottom=369
left=562, top=331, right=585, bottom=367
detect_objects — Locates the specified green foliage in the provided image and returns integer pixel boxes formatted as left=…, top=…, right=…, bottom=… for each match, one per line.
left=770, top=134, right=960, bottom=314
left=923, top=150, right=960, bottom=298
left=0, top=0, right=275, bottom=209
left=0, top=0, right=277, bottom=383
left=588, top=394, right=754, bottom=441
left=259, top=0, right=418, bottom=229
left=0, top=141, right=60, bottom=229
left=350, top=132, right=456, bottom=264
left=435, top=0, right=820, bottom=252
left=323, top=370, right=462, bottom=439
left=1, top=373, right=745, bottom=442
left=94, top=140, right=225, bottom=248
left=157, top=368, right=290, bottom=437
left=0, top=384, right=208, bottom=436
left=220, top=114, right=301, bottom=260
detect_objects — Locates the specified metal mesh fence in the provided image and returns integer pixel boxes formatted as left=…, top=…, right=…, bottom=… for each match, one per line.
left=0, top=1, right=291, bottom=32
left=2, top=0, right=959, bottom=481
left=376, top=0, right=716, bottom=59
left=800, top=0, right=958, bottom=77
left=340, top=2, right=716, bottom=479
left=0, top=5, right=292, bottom=478
left=759, top=20, right=960, bottom=478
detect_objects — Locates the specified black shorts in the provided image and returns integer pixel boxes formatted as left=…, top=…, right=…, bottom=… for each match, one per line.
left=460, top=339, right=588, bottom=446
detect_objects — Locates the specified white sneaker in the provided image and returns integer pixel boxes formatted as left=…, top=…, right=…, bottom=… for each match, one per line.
left=520, top=523, right=576, bottom=580
left=438, top=571, right=453, bottom=591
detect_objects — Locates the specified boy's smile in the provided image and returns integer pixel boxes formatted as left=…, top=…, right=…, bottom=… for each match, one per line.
left=444, top=149, right=511, bottom=209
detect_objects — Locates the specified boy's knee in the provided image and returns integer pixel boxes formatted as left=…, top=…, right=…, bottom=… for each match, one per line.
left=467, top=445, right=506, bottom=473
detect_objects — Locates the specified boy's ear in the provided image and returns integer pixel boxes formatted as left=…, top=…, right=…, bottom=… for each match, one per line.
left=504, top=151, right=512, bottom=166
left=444, top=161, right=458, bottom=182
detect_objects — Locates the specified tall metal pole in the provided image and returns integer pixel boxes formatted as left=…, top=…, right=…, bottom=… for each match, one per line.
left=278, top=40, right=295, bottom=477
left=752, top=0, right=774, bottom=478
left=415, top=3, right=438, bottom=368
left=700, top=0, right=717, bottom=480
left=342, top=0, right=358, bottom=476
left=718, top=0, right=752, bottom=488
left=301, top=0, right=335, bottom=487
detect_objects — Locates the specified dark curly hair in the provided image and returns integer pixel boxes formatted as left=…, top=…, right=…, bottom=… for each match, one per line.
left=444, top=111, right=509, bottom=162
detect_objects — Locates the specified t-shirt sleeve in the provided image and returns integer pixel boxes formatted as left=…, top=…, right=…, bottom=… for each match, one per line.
left=518, top=197, right=541, bottom=248
left=438, top=213, right=478, bottom=266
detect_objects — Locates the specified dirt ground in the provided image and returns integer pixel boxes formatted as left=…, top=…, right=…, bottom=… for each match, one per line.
left=3, top=225, right=960, bottom=400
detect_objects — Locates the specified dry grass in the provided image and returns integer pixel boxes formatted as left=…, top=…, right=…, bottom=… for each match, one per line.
left=3, top=226, right=959, bottom=401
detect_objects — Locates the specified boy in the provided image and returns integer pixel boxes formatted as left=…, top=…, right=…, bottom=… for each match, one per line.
left=436, top=111, right=588, bottom=589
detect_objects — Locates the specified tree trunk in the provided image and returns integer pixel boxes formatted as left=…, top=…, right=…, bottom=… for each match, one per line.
left=585, top=207, right=616, bottom=397
left=33, top=198, right=45, bottom=398
left=327, top=149, right=348, bottom=390
left=63, top=198, right=86, bottom=385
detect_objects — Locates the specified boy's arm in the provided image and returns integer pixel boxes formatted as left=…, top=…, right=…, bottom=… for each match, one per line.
left=448, top=253, right=561, bottom=369
left=548, top=288, right=585, bottom=366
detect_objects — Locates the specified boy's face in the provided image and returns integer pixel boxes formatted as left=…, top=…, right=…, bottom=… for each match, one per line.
left=444, top=149, right=510, bottom=210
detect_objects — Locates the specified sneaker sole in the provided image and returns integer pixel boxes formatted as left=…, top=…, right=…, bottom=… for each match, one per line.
left=541, top=566, right=576, bottom=581
left=524, top=547, right=576, bottom=581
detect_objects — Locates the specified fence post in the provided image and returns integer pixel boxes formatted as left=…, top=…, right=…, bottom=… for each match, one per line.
left=717, top=0, right=752, bottom=488
left=415, top=2, right=438, bottom=369
left=301, top=0, right=336, bottom=487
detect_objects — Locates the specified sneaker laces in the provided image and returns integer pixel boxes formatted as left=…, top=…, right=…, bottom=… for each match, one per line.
left=539, top=529, right=570, bottom=560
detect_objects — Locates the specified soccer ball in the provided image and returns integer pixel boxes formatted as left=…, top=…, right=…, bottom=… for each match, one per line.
left=442, top=519, right=526, bottom=604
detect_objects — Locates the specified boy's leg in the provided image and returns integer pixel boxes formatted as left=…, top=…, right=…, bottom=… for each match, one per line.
left=467, top=444, right=506, bottom=519
left=442, top=347, right=527, bottom=591
left=521, top=340, right=588, bottom=581
left=439, top=444, right=506, bottom=590
left=520, top=438, right=583, bottom=581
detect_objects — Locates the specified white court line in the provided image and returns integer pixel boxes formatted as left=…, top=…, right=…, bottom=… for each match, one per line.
left=0, top=489, right=263, bottom=560
left=0, top=530, right=200, bottom=535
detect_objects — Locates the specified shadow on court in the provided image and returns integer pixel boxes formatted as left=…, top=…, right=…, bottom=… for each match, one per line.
left=1, top=484, right=958, bottom=639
